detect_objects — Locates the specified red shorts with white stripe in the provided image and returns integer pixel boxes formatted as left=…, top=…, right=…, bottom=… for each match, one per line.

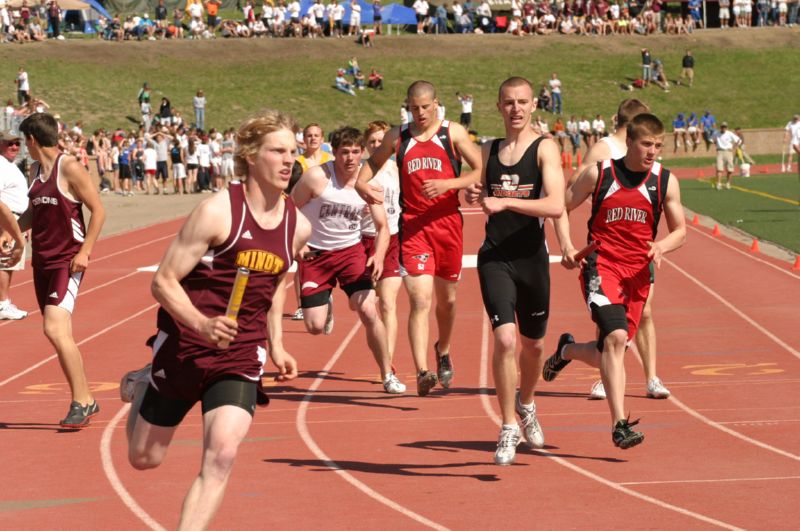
left=298, top=241, right=372, bottom=304
left=362, top=233, right=401, bottom=280
left=33, top=266, right=84, bottom=314
left=400, top=210, right=463, bottom=280
left=580, top=256, right=650, bottom=340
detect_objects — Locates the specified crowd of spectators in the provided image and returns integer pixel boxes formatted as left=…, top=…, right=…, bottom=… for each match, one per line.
left=2, top=0, right=797, bottom=44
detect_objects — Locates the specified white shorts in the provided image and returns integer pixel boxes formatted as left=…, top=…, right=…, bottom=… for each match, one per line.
left=221, top=158, right=235, bottom=177
left=779, top=3, right=787, bottom=13
left=173, top=162, right=186, bottom=179
left=688, top=126, right=698, bottom=134
left=733, top=6, right=741, bottom=15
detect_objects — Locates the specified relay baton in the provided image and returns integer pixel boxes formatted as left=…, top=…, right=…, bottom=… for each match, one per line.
left=218, top=267, right=250, bottom=349
left=574, top=240, right=600, bottom=262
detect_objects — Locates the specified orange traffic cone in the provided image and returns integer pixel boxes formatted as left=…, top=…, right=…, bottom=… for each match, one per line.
left=691, top=214, right=699, bottom=226
left=712, top=224, right=720, bottom=237
left=793, top=256, right=800, bottom=271
left=750, top=239, right=760, bottom=253
left=576, top=152, right=582, bottom=167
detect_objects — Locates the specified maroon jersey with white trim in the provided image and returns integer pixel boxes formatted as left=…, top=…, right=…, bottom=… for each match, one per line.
left=28, top=154, right=87, bottom=270
left=395, top=120, right=462, bottom=217
left=157, top=181, right=296, bottom=349
left=587, top=159, right=669, bottom=270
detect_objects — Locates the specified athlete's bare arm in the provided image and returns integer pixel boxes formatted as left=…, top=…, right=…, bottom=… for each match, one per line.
left=62, top=156, right=106, bottom=274
left=569, top=137, right=611, bottom=187
left=356, top=127, right=400, bottom=205
left=289, top=164, right=328, bottom=209
left=555, top=163, right=600, bottom=269
left=420, top=122, right=482, bottom=199
left=366, top=203, right=389, bottom=283
left=152, top=192, right=238, bottom=346
left=648, top=174, right=686, bottom=268
left=0, top=202, right=24, bottom=267
left=479, top=138, right=565, bottom=219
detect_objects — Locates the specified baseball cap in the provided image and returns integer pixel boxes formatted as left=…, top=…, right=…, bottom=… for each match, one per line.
left=0, top=130, right=21, bottom=142
left=721, top=122, right=728, bottom=127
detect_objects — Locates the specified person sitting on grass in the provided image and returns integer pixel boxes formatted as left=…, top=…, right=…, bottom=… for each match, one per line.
left=367, top=68, right=384, bottom=90
left=335, top=69, right=356, bottom=96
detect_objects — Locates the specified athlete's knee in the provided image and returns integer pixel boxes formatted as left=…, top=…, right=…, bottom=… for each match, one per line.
left=42, top=317, right=69, bottom=345
left=204, top=442, right=240, bottom=479
left=520, top=337, right=545, bottom=359
left=128, top=448, right=164, bottom=470
left=355, top=299, right=380, bottom=324
left=408, top=291, right=432, bottom=312
left=603, top=330, right=628, bottom=353
left=304, top=318, right=325, bottom=335
left=493, top=326, right=517, bottom=354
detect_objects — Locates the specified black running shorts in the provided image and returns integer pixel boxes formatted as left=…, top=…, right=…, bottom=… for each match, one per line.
left=140, top=376, right=257, bottom=427
left=477, top=251, right=550, bottom=340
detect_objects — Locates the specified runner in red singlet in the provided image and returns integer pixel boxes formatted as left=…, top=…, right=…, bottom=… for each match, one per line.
left=546, top=113, right=686, bottom=449
left=356, top=80, right=482, bottom=396
left=121, top=109, right=311, bottom=531
left=17, top=112, right=106, bottom=428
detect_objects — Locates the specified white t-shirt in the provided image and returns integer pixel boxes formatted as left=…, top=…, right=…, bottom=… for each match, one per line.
left=144, top=147, right=157, bottom=170
left=332, top=4, right=345, bottom=20
left=459, top=96, right=473, bottom=114
left=578, top=119, right=591, bottom=133
left=786, top=120, right=800, bottom=146
left=592, top=119, right=606, bottom=133
left=188, top=2, right=203, bottom=18
left=715, top=131, right=741, bottom=151
left=413, top=0, right=429, bottom=16
left=17, top=71, right=29, bottom=92
left=548, top=78, right=561, bottom=94
left=193, top=96, right=206, bottom=110
left=0, top=155, right=29, bottom=214
left=311, top=3, right=325, bottom=18
left=288, top=1, right=300, bottom=18
left=197, top=143, right=211, bottom=166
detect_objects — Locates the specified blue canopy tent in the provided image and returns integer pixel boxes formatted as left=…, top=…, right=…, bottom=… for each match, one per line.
left=380, top=2, right=416, bottom=33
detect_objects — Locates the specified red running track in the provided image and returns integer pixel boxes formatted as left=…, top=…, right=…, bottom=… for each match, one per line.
left=0, top=206, right=798, bottom=530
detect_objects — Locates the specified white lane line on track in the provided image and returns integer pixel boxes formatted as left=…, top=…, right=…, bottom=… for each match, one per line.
left=667, top=395, right=800, bottom=461
left=620, top=476, right=800, bottom=486
left=295, top=321, right=449, bottom=531
left=12, top=234, right=176, bottom=289
left=100, top=404, right=167, bottom=531
left=0, top=304, right=158, bottom=388
left=663, top=257, right=800, bottom=361
left=477, top=317, right=743, bottom=531
left=686, top=224, right=800, bottom=279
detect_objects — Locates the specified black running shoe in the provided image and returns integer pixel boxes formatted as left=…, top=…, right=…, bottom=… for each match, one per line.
left=60, top=400, right=100, bottom=428
left=612, top=417, right=644, bottom=449
left=434, top=341, right=454, bottom=388
left=416, top=370, right=438, bottom=397
left=542, top=333, right=575, bottom=382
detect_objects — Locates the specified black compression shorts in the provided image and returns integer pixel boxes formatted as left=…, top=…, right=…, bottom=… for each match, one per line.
left=477, top=252, right=549, bottom=339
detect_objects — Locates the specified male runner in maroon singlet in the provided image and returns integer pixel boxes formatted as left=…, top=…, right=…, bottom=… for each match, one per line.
left=545, top=113, right=686, bottom=449
left=120, top=109, right=311, bottom=531
left=17, top=113, right=106, bottom=428
left=356, top=80, right=482, bottom=396
left=291, top=126, right=405, bottom=394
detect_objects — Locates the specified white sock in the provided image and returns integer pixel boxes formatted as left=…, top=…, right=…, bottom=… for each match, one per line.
left=502, top=424, right=518, bottom=432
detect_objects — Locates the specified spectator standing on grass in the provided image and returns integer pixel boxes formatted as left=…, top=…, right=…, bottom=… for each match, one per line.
left=413, top=0, right=429, bottom=34
left=733, top=127, right=756, bottom=168
left=548, top=72, right=563, bottom=115
left=46, top=0, right=61, bottom=39
left=714, top=122, right=741, bottom=190
left=641, top=48, right=651, bottom=86
left=349, top=0, right=362, bottom=35
left=678, top=49, right=694, bottom=87
left=193, top=90, right=206, bottom=131
left=141, top=97, right=153, bottom=133
left=205, top=0, right=221, bottom=30
left=457, top=92, right=473, bottom=129
left=15, top=67, right=30, bottom=106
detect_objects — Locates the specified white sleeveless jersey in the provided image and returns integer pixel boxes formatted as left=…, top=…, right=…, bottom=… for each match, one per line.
left=600, top=136, right=626, bottom=159
left=300, top=161, right=366, bottom=250
left=361, top=158, right=400, bottom=237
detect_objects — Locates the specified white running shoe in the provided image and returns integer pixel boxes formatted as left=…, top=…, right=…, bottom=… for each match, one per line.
left=647, top=377, right=671, bottom=399
left=0, top=301, right=27, bottom=320
left=725, top=182, right=731, bottom=190
left=119, top=364, right=152, bottom=403
left=515, top=392, right=545, bottom=449
left=383, top=373, right=406, bottom=394
left=323, top=296, right=334, bottom=335
left=494, top=425, right=521, bottom=466
left=588, top=380, right=606, bottom=400
left=291, top=307, right=304, bottom=320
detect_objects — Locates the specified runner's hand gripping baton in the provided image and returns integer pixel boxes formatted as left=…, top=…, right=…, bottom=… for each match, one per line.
left=218, top=267, right=250, bottom=349
left=574, top=240, right=600, bottom=262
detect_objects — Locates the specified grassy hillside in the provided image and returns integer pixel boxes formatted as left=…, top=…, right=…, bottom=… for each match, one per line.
left=1, top=29, right=798, bottom=137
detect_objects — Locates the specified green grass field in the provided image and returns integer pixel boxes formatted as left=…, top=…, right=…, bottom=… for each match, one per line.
left=1, top=29, right=798, bottom=137
left=680, top=173, right=800, bottom=253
